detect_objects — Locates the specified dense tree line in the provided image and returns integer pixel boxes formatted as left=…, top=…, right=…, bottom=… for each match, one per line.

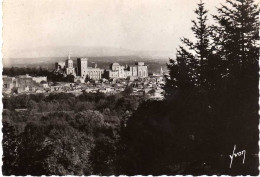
left=3, top=67, right=75, bottom=82
left=2, top=0, right=259, bottom=175
left=2, top=92, right=144, bottom=175
left=3, top=67, right=51, bottom=77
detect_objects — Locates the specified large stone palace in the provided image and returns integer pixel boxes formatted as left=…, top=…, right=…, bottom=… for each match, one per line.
left=54, top=54, right=148, bottom=80
left=77, top=58, right=104, bottom=80
left=103, top=62, right=148, bottom=79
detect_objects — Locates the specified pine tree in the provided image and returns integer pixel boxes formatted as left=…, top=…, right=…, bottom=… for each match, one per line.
left=209, top=1, right=259, bottom=174
left=213, top=0, right=259, bottom=77
left=191, top=1, right=211, bottom=65
left=165, top=1, right=214, bottom=97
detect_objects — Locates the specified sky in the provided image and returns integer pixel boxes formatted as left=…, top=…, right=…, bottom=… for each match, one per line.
left=3, top=0, right=227, bottom=58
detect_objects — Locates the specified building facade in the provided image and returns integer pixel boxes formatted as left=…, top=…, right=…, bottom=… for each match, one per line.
left=3, top=75, right=47, bottom=94
left=65, top=57, right=76, bottom=75
left=55, top=55, right=148, bottom=81
left=77, top=58, right=88, bottom=77
left=104, top=62, right=148, bottom=79
left=77, top=58, right=104, bottom=80
left=55, top=54, right=76, bottom=76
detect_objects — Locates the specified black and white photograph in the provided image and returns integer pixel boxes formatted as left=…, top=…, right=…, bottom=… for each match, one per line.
left=1, top=0, right=259, bottom=176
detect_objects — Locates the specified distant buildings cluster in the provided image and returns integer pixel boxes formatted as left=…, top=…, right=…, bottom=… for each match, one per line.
left=3, top=54, right=167, bottom=100
left=104, top=62, right=148, bottom=79
left=54, top=54, right=148, bottom=82
left=3, top=74, right=47, bottom=94
left=3, top=73, right=165, bottom=100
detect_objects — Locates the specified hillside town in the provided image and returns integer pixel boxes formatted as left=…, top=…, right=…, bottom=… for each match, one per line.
left=3, top=54, right=166, bottom=100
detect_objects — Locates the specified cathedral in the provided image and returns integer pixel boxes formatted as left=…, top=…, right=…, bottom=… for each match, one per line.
left=55, top=54, right=148, bottom=81
left=54, top=53, right=76, bottom=76
left=54, top=54, right=104, bottom=80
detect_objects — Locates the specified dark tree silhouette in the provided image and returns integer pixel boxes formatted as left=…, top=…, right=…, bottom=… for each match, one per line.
left=117, top=0, right=259, bottom=175
left=164, top=1, right=214, bottom=96
left=123, top=86, right=133, bottom=96
left=2, top=122, right=20, bottom=175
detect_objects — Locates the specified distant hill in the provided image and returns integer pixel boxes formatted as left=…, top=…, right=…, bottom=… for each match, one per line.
left=3, top=56, right=170, bottom=74
left=3, top=46, right=175, bottom=73
left=4, top=46, right=175, bottom=59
